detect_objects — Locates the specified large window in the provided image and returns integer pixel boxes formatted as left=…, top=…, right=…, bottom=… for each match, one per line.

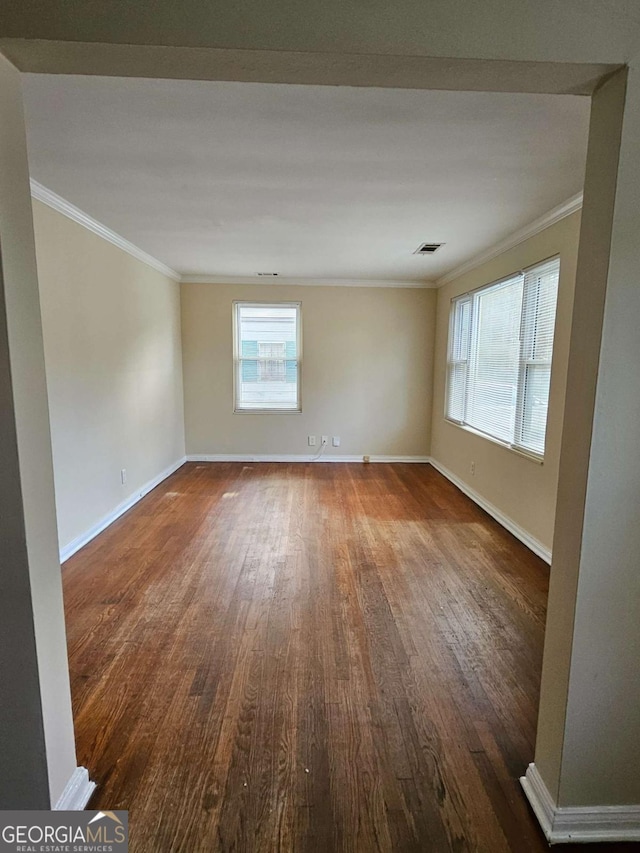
left=233, top=302, right=301, bottom=412
left=445, top=256, right=560, bottom=458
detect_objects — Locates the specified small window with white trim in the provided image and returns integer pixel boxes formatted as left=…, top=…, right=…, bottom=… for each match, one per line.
left=233, top=302, right=301, bottom=412
left=445, top=256, right=560, bottom=458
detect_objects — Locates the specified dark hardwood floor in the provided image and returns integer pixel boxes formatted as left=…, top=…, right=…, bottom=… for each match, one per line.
left=62, top=462, right=636, bottom=852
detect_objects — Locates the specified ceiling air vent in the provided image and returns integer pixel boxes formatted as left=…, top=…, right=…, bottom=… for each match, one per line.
left=413, top=242, right=444, bottom=255
left=257, top=272, right=279, bottom=277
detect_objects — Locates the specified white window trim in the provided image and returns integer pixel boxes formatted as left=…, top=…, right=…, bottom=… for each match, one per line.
left=233, top=301, right=302, bottom=414
left=446, top=292, right=473, bottom=427
left=445, top=256, right=560, bottom=461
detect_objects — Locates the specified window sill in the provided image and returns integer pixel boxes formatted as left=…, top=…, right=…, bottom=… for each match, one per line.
left=444, top=418, right=544, bottom=465
left=234, top=408, right=302, bottom=415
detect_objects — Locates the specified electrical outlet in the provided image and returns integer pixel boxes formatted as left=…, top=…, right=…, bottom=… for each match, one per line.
left=470, top=461, right=475, bottom=476
left=332, top=436, right=340, bottom=447
left=321, top=435, right=328, bottom=446
left=308, top=435, right=316, bottom=446
left=121, top=468, right=127, bottom=484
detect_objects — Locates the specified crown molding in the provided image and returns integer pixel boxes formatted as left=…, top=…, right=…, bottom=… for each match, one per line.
left=30, top=180, right=181, bottom=281
left=436, top=191, right=583, bottom=287
left=180, top=274, right=435, bottom=288
left=28, top=181, right=434, bottom=288
left=31, top=178, right=580, bottom=291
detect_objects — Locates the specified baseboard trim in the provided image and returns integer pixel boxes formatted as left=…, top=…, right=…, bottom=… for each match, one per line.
left=59, top=456, right=187, bottom=563
left=428, top=458, right=552, bottom=564
left=54, top=767, right=96, bottom=810
left=186, top=454, right=431, bottom=464
left=520, top=762, right=557, bottom=840
left=520, top=763, right=640, bottom=844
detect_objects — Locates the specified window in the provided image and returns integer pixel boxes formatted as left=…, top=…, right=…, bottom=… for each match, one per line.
left=445, top=256, right=560, bottom=458
left=233, top=302, right=301, bottom=412
left=258, top=341, right=287, bottom=381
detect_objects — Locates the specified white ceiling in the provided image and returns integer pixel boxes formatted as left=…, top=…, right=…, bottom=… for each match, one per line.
left=22, top=75, right=591, bottom=283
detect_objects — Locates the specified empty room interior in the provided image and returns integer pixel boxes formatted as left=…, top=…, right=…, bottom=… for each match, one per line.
left=2, top=5, right=640, bottom=852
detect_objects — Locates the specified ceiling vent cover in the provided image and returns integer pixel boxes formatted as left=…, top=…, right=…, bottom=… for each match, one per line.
left=414, top=242, right=444, bottom=255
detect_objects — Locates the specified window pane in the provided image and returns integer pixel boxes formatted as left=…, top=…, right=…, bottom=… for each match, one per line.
left=466, top=278, right=523, bottom=443
left=517, top=258, right=559, bottom=454
left=445, top=296, right=471, bottom=422
left=520, top=364, right=551, bottom=455
left=236, top=304, right=300, bottom=411
left=257, top=341, right=286, bottom=381
left=521, top=260, right=559, bottom=363
left=447, top=362, right=467, bottom=422
left=445, top=258, right=558, bottom=458
left=452, top=298, right=472, bottom=361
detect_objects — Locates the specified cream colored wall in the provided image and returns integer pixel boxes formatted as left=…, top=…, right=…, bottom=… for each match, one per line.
left=0, top=54, right=77, bottom=809
left=33, top=199, right=186, bottom=553
left=430, top=211, right=581, bottom=554
left=181, top=283, right=435, bottom=458
left=537, top=67, right=640, bottom=809
left=4, top=2, right=639, bottom=827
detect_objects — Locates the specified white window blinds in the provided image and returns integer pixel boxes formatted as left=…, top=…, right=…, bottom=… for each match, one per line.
left=234, top=302, right=301, bottom=412
left=446, top=256, right=560, bottom=457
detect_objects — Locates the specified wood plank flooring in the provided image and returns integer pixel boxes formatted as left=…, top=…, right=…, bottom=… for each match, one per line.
left=62, top=462, right=636, bottom=852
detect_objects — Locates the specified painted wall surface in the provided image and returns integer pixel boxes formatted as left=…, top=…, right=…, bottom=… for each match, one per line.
left=534, top=73, right=627, bottom=806
left=33, top=199, right=186, bottom=552
left=0, top=55, right=76, bottom=808
left=430, top=211, right=581, bottom=553
left=3, top=0, right=640, bottom=827
left=543, top=65, right=640, bottom=808
left=181, top=283, right=435, bottom=458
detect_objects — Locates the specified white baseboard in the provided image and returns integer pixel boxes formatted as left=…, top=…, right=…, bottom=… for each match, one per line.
left=520, top=762, right=557, bottom=840
left=186, top=454, right=431, bottom=463
left=54, top=767, right=96, bottom=810
left=428, top=458, right=551, bottom=563
left=367, top=455, right=431, bottom=463
left=59, top=456, right=187, bottom=563
left=521, top=763, right=640, bottom=844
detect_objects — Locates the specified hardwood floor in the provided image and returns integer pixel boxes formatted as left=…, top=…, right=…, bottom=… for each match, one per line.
left=62, top=462, right=635, bottom=852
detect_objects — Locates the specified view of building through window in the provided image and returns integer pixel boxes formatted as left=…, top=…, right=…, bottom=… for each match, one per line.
left=234, top=302, right=301, bottom=411
left=257, top=341, right=287, bottom=381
